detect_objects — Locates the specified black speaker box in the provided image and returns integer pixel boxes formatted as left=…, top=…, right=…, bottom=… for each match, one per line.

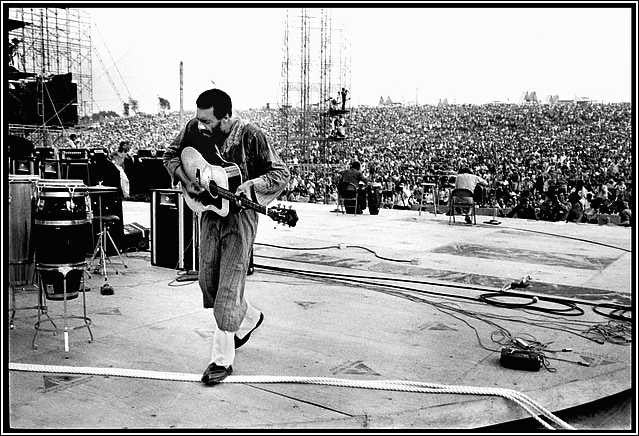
left=150, top=189, right=198, bottom=270
left=44, top=73, right=78, bottom=126
left=10, top=75, right=78, bottom=126
left=140, top=158, right=172, bottom=191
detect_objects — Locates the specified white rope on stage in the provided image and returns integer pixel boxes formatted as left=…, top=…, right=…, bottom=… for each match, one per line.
left=9, top=362, right=573, bottom=430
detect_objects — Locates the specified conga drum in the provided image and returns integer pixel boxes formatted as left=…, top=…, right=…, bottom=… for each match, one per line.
left=9, top=175, right=39, bottom=286
left=33, top=180, right=92, bottom=300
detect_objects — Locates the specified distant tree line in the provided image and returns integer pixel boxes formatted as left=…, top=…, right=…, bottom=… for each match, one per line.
left=79, top=111, right=121, bottom=124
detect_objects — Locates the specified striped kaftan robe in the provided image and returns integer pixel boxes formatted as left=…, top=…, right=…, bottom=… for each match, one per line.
left=164, top=118, right=289, bottom=331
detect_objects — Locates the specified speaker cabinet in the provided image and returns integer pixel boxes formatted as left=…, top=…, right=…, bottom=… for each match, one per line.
left=150, top=189, right=198, bottom=270
left=8, top=74, right=78, bottom=126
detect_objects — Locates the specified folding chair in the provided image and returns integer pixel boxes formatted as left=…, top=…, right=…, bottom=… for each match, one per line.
left=448, top=188, right=476, bottom=224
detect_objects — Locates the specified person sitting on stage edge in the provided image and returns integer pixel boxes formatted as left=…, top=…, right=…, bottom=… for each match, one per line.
left=163, top=88, right=290, bottom=385
left=453, top=166, right=488, bottom=224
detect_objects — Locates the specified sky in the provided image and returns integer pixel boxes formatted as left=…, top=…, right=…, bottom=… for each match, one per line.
left=85, top=5, right=633, bottom=115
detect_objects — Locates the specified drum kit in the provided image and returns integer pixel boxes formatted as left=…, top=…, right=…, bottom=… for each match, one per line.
left=8, top=175, right=128, bottom=352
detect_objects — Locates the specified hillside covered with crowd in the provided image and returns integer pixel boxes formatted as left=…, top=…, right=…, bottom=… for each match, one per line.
left=72, top=101, right=632, bottom=224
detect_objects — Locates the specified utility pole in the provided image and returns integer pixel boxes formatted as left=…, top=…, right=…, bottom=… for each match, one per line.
left=179, top=61, right=184, bottom=126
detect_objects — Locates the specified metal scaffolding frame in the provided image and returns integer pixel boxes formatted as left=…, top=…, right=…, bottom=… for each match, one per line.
left=8, top=7, right=93, bottom=118
left=280, top=8, right=351, bottom=168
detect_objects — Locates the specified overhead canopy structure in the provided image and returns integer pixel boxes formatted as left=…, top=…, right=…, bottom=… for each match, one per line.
left=7, top=18, right=29, bottom=31
left=7, top=66, right=35, bottom=80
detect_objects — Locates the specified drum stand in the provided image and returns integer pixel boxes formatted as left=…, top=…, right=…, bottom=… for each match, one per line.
left=88, top=193, right=128, bottom=285
left=32, top=263, right=93, bottom=353
left=9, top=279, right=39, bottom=330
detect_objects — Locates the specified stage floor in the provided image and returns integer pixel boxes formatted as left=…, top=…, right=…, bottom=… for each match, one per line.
left=7, top=200, right=633, bottom=429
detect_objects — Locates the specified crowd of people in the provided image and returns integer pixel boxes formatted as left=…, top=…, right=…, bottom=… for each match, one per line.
left=65, top=101, right=631, bottom=224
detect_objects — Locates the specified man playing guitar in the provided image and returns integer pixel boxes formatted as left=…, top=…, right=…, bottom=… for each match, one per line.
left=163, top=89, right=290, bottom=385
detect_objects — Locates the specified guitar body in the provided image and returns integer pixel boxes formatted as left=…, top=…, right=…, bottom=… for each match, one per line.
left=178, top=146, right=299, bottom=228
left=180, top=146, right=242, bottom=216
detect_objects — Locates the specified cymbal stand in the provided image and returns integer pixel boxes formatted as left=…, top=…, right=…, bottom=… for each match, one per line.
left=88, top=193, right=127, bottom=284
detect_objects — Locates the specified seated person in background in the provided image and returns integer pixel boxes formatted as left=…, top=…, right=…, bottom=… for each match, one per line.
left=565, top=189, right=584, bottom=223
left=618, top=201, right=632, bottom=226
left=453, top=166, right=488, bottom=224
left=338, top=161, right=367, bottom=196
left=582, top=193, right=598, bottom=223
left=393, top=182, right=411, bottom=210
left=507, top=191, right=538, bottom=220
left=473, top=182, right=487, bottom=207
left=412, top=184, right=424, bottom=205
left=593, top=184, right=611, bottom=214
left=539, top=189, right=569, bottom=222
left=382, top=178, right=394, bottom=207
left=337, top=161, right=367, bottom=213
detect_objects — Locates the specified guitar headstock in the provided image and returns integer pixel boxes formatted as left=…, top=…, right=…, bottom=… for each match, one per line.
left=267, top=205, right=299, bottom=227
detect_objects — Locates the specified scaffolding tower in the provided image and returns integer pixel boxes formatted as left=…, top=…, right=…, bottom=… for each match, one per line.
left=8, top=8, right=93, bottom=118
left=280, top=8, right=352, bottom=171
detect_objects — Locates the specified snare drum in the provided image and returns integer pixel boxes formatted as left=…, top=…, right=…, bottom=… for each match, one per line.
left=9, top=175, right=40, bottom=286
left=34, top=180, right=92, bottom=266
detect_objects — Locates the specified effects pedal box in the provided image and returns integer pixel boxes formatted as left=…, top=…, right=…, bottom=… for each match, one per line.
left=499, top=347, right=542, bottom=371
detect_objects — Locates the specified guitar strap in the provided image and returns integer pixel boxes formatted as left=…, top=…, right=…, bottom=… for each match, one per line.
left=218, top=118, right=273, bottom=208
left=249, top=183, right=259, bottom=204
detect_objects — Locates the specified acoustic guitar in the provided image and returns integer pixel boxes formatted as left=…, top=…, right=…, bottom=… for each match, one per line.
left=179, top=146, right=298, bottom=227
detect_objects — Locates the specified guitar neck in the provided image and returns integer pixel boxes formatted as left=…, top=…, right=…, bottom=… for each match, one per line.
left=214, top=185, right=267, bottom=215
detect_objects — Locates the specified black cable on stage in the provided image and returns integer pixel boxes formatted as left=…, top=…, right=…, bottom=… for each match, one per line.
left=256, top=261, right=635, bottom=342
left=481, top=224, right=631, bottom=253
left=254, top=262, right=480, bottom=303
left=168, top=275, right=198, bottom=287
left=257, top=263, right=590, bottom=320
left=254, top=242, right=413, bottom=263
left=254, top=258, right=630, bottom=312
left=346, top=245, right=413, bottom=263
left=479, top=292, right=585, bottom=316
left=166, top=239, right=199, bottom=286
left=384, top=289, right=576, bottom=369
left=478, top=292, right=538, bottom=308
left=593, top=303, right=633, bottom=322
left=255, top=254, right=496, bottom=292
left=255, top=242, right=338, bottom=251
left=583, top=320, right=632, bottom=345
left=255, top=261, right=627, bottom=348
